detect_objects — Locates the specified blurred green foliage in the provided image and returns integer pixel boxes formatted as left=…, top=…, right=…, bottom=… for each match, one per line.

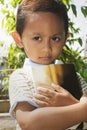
left=0, top=0, right=87, bottom=80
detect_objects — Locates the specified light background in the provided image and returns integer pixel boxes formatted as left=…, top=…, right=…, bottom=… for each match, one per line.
left=0, top=0, right=87, bottom=57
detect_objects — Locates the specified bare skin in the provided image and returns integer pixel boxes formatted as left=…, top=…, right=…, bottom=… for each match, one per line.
left=12, top=12, right=87, bottom=130
left=15, top=87, right=87, bottom=130
left=33, top=83, right=79, bottom=107
left=12, top=12, right=67, bottom=65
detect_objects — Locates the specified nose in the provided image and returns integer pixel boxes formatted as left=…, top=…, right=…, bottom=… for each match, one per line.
left=42, top=40, right=52, bottom=52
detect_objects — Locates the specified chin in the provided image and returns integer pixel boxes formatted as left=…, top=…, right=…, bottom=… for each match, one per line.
left=39, top=61, right=53, bottom=65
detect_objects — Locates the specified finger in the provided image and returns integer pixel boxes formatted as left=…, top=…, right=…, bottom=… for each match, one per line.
left=51, top=83, right=67, bottom=93
left=36, top=87, right=55, bottom=97
left=33, top=93, right=49, bottom=102
left=32, top=98, right=48, bottom=107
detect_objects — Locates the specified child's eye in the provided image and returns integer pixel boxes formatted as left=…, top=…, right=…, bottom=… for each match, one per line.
left=52, top=36, right=61, bottom=42
left=33, top=36, right=41, bottom=41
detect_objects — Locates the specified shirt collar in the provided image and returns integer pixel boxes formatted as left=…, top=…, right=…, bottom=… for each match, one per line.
left=23, top=58, right=63, bottom=68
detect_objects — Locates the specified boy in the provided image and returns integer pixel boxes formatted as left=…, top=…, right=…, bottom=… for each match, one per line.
left=9, top=0, right=87, bottom=129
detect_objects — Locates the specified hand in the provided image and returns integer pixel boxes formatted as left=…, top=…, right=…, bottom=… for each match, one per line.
left=33, top=83, right=79, bottom=107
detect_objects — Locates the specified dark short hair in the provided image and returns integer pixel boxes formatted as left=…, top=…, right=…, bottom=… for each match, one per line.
left=16, top=0, right=68, bottom=36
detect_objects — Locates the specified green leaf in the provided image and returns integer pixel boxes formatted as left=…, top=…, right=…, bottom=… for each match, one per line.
left=81, top=6, right=87, bottom=17
left=78, top=38, right=83, bottom=46
left=9, top=0, right=22, bottom=8
left=71, top=4, right=77, bottom=17
left=62, top=0, right=72, bottom=5
left=0, top=41, right=4, bottom=46
left=1, top=18, right=5, bottom=28
left=0, top=0, right=4, bottom=4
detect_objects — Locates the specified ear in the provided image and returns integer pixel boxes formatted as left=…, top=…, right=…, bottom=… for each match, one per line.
left=65, top=32, right=70, bottom=40
left=11, top=32, right=23, bottom=48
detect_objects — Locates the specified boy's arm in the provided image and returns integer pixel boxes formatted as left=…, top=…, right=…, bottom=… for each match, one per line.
left=15, top=98, right=87, bottom=130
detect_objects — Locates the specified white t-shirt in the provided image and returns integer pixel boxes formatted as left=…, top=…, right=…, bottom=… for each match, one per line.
left=9, top=58, right=87, bottom=129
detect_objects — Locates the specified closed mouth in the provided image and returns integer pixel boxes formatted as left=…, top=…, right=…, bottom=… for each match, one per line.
left=39, top=56, right=51, bottom=60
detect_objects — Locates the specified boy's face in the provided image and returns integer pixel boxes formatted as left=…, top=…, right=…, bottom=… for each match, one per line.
left=14, top=12, right=67, bottom=65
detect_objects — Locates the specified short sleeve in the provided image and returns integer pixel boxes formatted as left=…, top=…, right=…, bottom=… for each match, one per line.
left=76, top=73, right=87, bottom=93
left=9, top=67, right=39, bottom=119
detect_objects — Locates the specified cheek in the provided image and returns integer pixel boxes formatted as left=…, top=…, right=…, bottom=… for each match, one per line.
left=53, top=44, right=64, bottom=54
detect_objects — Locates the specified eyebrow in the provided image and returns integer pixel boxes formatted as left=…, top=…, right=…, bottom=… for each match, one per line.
left=27, top=32, right=65, bottom=36
left=52, top=32, right=65, bottom=36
